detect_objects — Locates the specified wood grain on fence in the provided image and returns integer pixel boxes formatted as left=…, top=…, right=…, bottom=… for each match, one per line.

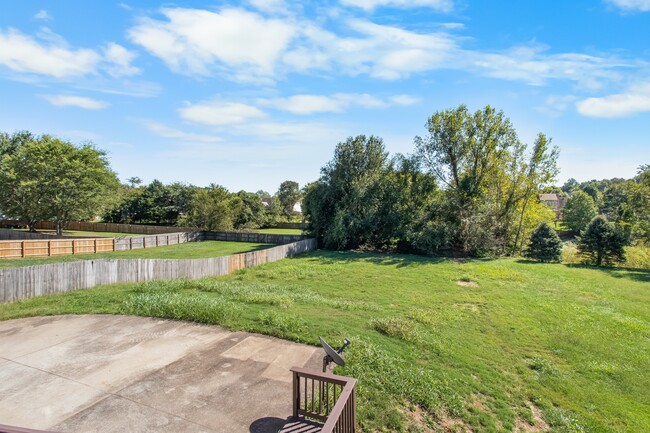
left=0, top=232, right=200, bottom=259
left=0, top=238, right=317, bottom=303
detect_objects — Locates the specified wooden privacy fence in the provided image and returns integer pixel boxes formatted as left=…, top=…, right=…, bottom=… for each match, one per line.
left=0, top=220, right=195, bottom=235
left=0, top=229, right=88, bottom=241
left=0, top=238, right=317, bottom=303
left=0, top=232, right=201, bottom=259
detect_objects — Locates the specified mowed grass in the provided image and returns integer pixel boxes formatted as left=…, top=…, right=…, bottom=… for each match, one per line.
left=7, top=228, right=140, bottom=237
left=254, top=228, right=303, bottom=235
left=0, top=241, right=274, bottom=268
left=1, top=251, right=648, bottom=432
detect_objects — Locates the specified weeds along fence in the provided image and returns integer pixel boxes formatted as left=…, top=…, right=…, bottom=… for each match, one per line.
left=0, top=238, right=317, bottom=303
left=0, top=232, right=201, bottom=259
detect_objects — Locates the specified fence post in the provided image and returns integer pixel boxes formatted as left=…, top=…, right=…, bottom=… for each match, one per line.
left=113, top=238, right=116, bottom=252
left=129, top=237, right=133, bottom=250
left=73, top=239, right=77, bottom=255
left=48, top=240, right=51, bottom=256
left=94, top=239, right=97, bottom=254
left=21, top=240, right=25, bottom=258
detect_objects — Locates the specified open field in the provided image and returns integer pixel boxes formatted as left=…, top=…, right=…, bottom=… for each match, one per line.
left=0, top=241, right=274, bottom=268
left=1, top=251, right=648, bottom=432
left=8, top=228, right=140, bottom=238
left=255, top=228, right=303, bottom=235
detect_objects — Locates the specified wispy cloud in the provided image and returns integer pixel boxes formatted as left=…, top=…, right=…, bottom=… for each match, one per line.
left=257, top=92, right=420, bottom=114
left=43, top=94, right=109, bottom=110
left=0, top=27, right=139, bottom=79
left=127, top=5, right=638, bottom=90
left=179, top=100, right=267, bottom=126
left=576, top=82, right=650, bottom=117
left=339, top=0, right=453, bottom=12
left=34, top=10, right=52, bottom=21
left=142, top=120, right=222, bottom=143
left=606, top=0, right=650, bottom=12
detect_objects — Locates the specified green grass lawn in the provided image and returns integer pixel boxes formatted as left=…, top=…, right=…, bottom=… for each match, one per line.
left=0, top=241, right=274, bottom=268
left=8, top=228, right=140, bottom=237
left=1, top=251, right=648, bottom=432
left=254, top=228, right=304, bottom=235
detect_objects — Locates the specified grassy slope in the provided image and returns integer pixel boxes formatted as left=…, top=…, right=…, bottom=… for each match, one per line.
left=0, top=251, right=647, bottom=432
left=0, top=241, right=274, bottom=268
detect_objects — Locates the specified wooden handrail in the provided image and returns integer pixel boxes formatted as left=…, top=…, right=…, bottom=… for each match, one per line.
left=290, top=367, right=357, bottom=433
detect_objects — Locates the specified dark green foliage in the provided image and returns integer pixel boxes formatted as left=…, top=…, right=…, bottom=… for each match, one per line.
left=563, top=190, right=597, bottom=232
left=276, top=180, right=302, bottom=221
left=525, top=221, right=562, bottom=262
left=577, top=216, right=626, bottom=266
left=0, top=133, right=120, bottom=234
left=103, top=180, right=197, bottom=226
left=234, top=191, right=268, bottom=229
left=302, top=135, right=405, bottom=250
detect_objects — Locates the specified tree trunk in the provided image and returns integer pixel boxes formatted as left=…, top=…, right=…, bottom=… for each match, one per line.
left=56, top=221, right=64, bottom=236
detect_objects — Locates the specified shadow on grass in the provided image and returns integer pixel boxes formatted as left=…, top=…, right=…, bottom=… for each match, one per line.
left=293, top=249, right=478, bottom=268
left=564, top=263, right=650, bottom=283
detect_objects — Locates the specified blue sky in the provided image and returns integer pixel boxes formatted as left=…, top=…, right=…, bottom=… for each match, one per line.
left=1, top=0, right=649, bottom=192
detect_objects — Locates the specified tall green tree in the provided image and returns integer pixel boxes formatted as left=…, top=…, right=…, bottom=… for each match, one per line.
left=303, top=135, right=397, bottom=250
left=234, top=191, right=267, bottom=229
left=180, top=184, right=241, bottom=231
left=276, top=180, right=302, bottom=221
left=415, top=105, right=558, bottom=256
left=563, top=190, right=597, bottom=232
left=0, top=135, right=120, bottom=234
left=577, top=216, right=626, bottom=266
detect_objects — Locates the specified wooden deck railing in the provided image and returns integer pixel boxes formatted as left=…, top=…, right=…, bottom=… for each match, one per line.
left=290, top=367, right=357, bottom=433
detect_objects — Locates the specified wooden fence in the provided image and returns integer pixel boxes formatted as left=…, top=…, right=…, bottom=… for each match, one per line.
left=0, top=229, right=88, bottom=241
left=0, top=238, right=317, bottom=303
left=0, top=220, right=195, bottom=235
left=0, top=232, right=201, bottom=259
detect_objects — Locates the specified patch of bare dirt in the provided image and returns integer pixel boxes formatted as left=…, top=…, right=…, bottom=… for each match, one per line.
left=456, top=280, right=479, bottom=288
left=402, top=403, right=474, bottom=433
left=514, top=401, right=550, bottom=432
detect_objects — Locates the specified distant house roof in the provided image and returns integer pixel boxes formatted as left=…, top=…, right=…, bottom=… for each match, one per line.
left=540, top=193, right=560, bottom=201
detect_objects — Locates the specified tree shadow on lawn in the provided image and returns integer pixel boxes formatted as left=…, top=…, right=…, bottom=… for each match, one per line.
left=567, top=263, right=650, bottom=283
left=515, top=259, right=650, bottom=283
left=297, top=249, right=483, bottom=268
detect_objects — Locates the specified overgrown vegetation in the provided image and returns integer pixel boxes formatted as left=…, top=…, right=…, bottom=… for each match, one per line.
left=303, top=105, right=559, bottom=257
left=1, top=251, right=648, bottom=432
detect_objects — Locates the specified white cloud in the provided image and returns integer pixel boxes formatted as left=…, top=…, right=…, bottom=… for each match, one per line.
left=179, top=100, right=267, bottom=126
left=466, top=45, right=630, bottom=89
left=0, top=28, right=100, bottom=78
left=34, top=10, right=52, bottom=21
left=0, top=27, right=139, bottom=79
left=258, top=92, right=422, bottom=114
left=126, top=5, right=639, bottom=90
left=43, top=94, right=109, bottom=110
left=389, top=94, right=421, bottom=106
left=259, top=93, right=388, bottom=114
left=607, top=0, right=650, bottom=11
left=143, top=121, right=222, bottom=143
left=340, top=0, right=453, bottom=12
left=576, top=83, right=650, bottom=117
left=128, top=7, right=296, bottom=80
left=104, top=43, right=140, bottom=77
left=248, top=0, right=288, bottom=13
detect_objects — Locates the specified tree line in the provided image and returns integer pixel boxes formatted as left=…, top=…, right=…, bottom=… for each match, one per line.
left=0, top=131, right=303, bottom=234
left=303, top=105, right=559, bottom=257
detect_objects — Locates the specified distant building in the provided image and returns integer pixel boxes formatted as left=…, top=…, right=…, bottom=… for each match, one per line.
left=540, top=193, right=567, bottom=218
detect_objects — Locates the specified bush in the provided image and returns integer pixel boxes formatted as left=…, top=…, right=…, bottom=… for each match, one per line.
left=525, top=221, right=562, bottom=262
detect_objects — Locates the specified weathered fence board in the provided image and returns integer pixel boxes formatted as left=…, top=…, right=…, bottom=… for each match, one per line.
left=0, top=232, right=201, bottom=259
left=0, top=238, right=317, bottom=303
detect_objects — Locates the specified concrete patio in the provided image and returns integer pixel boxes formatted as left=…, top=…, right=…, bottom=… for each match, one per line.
left=0, top=315, right=323, bottom=433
